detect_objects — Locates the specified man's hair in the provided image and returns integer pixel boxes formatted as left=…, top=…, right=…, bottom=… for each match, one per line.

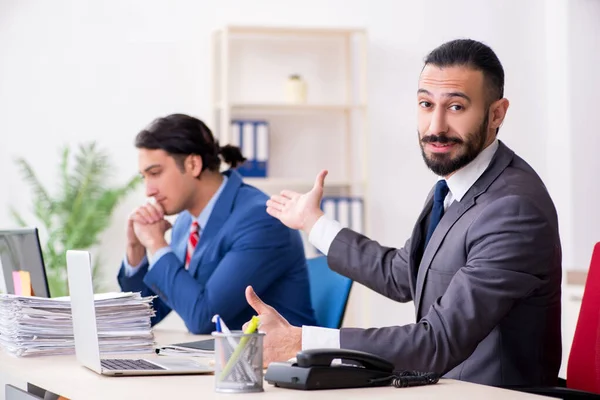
left=135, top=113, right=246, bottom=173
left=424, top=39, right=504, bottom=105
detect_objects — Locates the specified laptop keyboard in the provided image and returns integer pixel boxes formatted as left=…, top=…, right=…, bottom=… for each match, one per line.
left=101, top=359, right=166, bottom=371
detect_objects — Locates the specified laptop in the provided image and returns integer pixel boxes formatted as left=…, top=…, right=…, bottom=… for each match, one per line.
left=66, top=249, right=214, bottom=376
left=0, top=228, right=50, bottom=297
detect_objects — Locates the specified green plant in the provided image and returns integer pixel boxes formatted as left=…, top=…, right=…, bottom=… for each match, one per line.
left=10, top=142, right=141, bottom=297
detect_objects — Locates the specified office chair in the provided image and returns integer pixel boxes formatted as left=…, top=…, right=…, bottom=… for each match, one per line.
left=508, top=242, right=600, bottom=399
left=306, top=256, right=353, bottom=329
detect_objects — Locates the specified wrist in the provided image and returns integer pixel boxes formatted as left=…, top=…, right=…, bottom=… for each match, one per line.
left=288, top=326, right=303, bottom=358
left=303, top=210, right=324, bottom=236
left=127, top=242, right=144, bottom=252
left=147, top=238, right=168, bottom=256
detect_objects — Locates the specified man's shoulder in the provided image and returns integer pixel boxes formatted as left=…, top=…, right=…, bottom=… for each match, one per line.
left=230, top=182, right=272, bottom=219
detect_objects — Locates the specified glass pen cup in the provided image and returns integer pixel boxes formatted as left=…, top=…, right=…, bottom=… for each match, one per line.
left=211, top=331, right=265, bottom=393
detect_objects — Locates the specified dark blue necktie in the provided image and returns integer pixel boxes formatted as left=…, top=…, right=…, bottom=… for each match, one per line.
left=424, top=180, right=449, bottom=249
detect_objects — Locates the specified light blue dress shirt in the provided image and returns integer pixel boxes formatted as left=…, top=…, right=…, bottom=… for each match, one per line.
left=124, top=175, right=228, bottom=276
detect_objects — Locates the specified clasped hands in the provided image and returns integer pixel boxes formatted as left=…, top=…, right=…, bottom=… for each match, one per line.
left=127, top=199, right=171, bottom=257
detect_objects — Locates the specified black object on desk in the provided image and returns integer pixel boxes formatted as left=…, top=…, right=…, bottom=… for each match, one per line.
left=265, top=348, right=439, bottom=390
left=155, top=338, right=214, bottom=355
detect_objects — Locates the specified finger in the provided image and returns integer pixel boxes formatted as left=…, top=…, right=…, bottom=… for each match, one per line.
left=141, top=204, right=162, bottom=222
left=313, top=169, right=328, bottom=191
left=279, top=190, right=299, bottom=200
left=266, top=199, right=283, bottom=211
left=136, top=207, right=154, bottom=224
left=245, top=286, right=271, bottom=315
left=266, top=207, right=281, bottom=219
left=270, top=195, right=288, bottom=206
left=148, top=201, right=165, bottom=219
left=242, top=321, right=249, bottom=331
left=130, top=211, right=148, bottom=224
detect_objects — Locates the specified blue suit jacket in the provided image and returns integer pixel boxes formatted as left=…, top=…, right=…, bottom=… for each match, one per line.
left=117, top=170, right=316, bottom=333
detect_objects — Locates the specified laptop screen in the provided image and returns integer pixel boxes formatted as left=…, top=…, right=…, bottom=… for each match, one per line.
left=0, top=228, right=50, bottom=297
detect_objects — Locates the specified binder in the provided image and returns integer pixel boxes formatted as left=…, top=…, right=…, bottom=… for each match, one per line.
left=320, top=197, right=364, bottom=234
left=230, top=119, right=269, bottom=178
left=309, top=196, right=364, bottom=256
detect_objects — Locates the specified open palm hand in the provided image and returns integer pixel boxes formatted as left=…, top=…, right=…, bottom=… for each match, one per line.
left=266, top=170, right=328, bottom=234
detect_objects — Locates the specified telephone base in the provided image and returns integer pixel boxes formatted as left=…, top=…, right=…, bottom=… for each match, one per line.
left=265, top=361, right=392, bottom=390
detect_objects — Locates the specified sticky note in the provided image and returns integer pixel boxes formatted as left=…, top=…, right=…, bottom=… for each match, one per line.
left=12, top=271, right=33, bottom=296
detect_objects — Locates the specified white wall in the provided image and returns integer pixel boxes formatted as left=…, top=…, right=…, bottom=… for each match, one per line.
left=0, top=0, right=596, bottom=330
left=568, top=0, right=600, bottom=269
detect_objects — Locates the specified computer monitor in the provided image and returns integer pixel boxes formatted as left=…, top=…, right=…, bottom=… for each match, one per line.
left=0, top=228, right=50, bottom=298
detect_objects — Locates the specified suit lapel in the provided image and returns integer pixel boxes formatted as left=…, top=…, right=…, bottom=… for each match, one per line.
left=413, top=141, right=515, bottom=317
left=186, top=170, right=243, bottom=277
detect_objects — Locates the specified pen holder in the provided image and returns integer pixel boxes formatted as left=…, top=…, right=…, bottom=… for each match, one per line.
left=212, top=331, right=265, bottom=393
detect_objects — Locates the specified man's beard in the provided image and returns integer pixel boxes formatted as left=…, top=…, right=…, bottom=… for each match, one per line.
left=419, top=113, right=489, bottom=176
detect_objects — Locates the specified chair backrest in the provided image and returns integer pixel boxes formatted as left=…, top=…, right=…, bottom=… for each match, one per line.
left=566, top=242, right=600, bottom=393
left=306, top=256, right=353, bottom=329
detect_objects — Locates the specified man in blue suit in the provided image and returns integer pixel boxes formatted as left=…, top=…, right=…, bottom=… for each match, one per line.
left=117, top=113, right=316, bottom=334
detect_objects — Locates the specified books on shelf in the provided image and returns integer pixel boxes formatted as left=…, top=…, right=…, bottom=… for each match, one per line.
left=230, top=119, right=269, bottom=178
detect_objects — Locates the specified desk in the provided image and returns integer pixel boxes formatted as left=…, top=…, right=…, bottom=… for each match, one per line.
left=0, top=328, right=549, bottom=400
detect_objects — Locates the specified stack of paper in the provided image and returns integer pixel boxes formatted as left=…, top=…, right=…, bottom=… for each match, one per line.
left=0, top=292, right=155, bottom=357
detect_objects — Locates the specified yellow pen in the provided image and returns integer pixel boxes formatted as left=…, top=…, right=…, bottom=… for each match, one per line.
left=219, top=315, right=260, bottom=381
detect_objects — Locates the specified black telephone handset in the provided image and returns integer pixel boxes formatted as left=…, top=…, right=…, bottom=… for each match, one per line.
left=265, top=348, right=439, bottom=391
left=296, top=348, right=394, bottom=372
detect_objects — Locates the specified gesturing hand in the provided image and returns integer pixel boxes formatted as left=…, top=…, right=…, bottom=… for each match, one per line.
left=265, top=169, right=328, bottom=235
left=243, top=286, right=302, bottom=366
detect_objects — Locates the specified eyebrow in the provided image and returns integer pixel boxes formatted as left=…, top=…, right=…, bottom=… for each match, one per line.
left=143, top=164, right=161, bottom=173
left=417, top=89, right=472, bottom=103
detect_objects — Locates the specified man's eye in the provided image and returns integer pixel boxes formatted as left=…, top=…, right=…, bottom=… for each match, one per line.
left=419, top=101, right=432, bottom=108
left=449, top=105, right=463, bottom=111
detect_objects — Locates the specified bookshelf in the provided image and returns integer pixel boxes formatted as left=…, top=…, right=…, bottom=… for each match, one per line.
left=210, top=25, right=369, bottom=252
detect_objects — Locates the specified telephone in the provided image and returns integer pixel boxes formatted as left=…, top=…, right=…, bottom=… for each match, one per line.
left=264, top=348, right=439, bottom=390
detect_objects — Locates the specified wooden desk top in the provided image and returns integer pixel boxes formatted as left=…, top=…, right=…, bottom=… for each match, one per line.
left=0, top=327, right=550, bottom=400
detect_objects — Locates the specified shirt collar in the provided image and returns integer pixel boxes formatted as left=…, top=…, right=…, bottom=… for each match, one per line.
left=444, top=138, right=499, bottom=202
left=191, top=175, right=228, bottom=230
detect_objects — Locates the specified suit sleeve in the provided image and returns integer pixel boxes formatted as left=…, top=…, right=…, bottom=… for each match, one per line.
left=328, top=231, right=413, bottom=303
left=336, top=196, right=557, bottom=374
left=142, top=216, right=295, bottom=334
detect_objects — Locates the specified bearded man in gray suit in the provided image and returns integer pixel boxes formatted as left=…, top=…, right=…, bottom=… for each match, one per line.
left=243, top=39, right=562, bottom=387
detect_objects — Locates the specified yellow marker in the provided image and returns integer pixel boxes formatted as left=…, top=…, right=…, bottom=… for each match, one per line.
left=219, top=315, right=260, bottom=381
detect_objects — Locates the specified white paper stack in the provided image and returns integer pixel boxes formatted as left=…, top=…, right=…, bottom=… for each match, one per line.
left=0, top=292, right=156, bottom=357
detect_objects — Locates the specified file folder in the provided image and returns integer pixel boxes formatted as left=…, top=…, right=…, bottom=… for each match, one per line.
left=309, top=197, right=364, bottom=256
left=320, top=197, right=364, bottom=234
left=230, top=120, right=269, bottom=178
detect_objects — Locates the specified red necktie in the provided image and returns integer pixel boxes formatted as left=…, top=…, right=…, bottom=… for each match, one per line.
left=185, top=221, right=200, bottom=270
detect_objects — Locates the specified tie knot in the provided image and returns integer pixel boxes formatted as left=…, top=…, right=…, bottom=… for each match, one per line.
left=434, top=180, right=449, bottom=203
left=190, top=221, right=199, bottom=233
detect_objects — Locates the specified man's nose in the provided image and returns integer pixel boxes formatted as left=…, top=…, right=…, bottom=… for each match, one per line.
left=428, top=108, right=449, bottom=136
left=145, top=184, right=157, bottom=197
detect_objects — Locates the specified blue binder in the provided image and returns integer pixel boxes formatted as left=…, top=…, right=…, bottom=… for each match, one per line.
left=230, top=119, right=269, bottom=178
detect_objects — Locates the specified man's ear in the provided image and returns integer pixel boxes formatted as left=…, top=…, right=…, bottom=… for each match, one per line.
left=489, top=98, right=510, bottom=131
left=187, top=154, right=203, bottom=178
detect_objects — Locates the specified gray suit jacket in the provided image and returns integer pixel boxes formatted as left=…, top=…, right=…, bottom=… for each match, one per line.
left=328, top=141, right=562, bottom=387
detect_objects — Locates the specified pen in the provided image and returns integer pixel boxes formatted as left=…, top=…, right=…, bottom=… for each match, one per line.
left=219, top=315, right=260, bottom=381
left=213, top=314, right=255, bottom=382
left=212, top=314, right=222, bottom=333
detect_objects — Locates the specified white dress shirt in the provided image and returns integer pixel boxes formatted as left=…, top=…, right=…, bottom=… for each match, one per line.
left=301, top=139, right=500, bottom=350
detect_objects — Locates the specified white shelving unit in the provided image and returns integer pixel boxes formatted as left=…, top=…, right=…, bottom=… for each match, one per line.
left=210, top=25, right=370, bottom=239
